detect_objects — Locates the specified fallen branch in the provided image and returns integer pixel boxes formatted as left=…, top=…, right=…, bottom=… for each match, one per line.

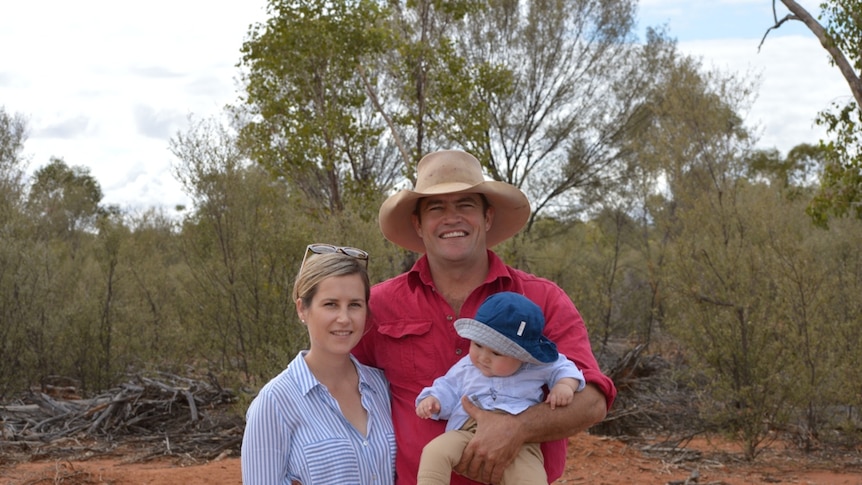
left=0, top=373, right=244, bottom=464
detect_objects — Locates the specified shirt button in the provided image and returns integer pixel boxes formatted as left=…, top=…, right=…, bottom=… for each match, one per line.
left=455, top=348, right=463, bottom=355
left=446, top=315, right=453, bottom=321
left=363, top=440, right=369, bottom=446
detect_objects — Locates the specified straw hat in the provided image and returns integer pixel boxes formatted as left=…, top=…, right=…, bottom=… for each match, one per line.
left=379, top=150, right=530, bottom=253
left=454, top=292, right=557, bottom=365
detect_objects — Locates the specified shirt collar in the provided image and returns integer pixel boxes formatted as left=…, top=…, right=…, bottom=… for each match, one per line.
left=291, top=351, right=374, bottom=396
left=408, top=250, right=511, bottom=289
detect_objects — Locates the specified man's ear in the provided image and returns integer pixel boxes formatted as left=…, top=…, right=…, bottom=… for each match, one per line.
left=484, top=205, right=495, bottom=231
left=411, top=212, right=423, bottom=239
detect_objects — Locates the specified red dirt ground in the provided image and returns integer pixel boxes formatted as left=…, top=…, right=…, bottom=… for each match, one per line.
left=1, top=433, right=859, bottom=484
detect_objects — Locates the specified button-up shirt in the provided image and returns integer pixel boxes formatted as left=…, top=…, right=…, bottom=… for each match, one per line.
left=417, top=353, right=586, bottom=431
left=241, top=351, right=396, bottom=485
left=353, top=250, right=617, bottom=485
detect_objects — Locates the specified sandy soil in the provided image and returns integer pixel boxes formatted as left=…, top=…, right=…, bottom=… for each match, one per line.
left=1, top=433, right=859, bottom=484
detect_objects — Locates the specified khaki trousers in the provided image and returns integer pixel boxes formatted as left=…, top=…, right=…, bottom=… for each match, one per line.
left=416, top=418, right=547, bottom=485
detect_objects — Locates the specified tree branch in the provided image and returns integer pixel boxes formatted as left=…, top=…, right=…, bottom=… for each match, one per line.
left=357, top=63, right=412, bottom=168
left=757, top=14, right=798, bottom=52
left=770, top=0, right=862, bottom=109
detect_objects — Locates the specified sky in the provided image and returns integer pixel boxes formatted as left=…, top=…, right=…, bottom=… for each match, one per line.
left=0, top=0, right=851, bottom=211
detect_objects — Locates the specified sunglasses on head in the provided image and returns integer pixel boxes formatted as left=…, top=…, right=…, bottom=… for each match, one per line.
left=300, top=243, right=369, bottom=270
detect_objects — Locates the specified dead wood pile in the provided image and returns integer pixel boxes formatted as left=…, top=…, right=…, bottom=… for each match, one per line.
left=592, top=342, right=702, bottom=437
left=0, top=373, right=244, bottom=465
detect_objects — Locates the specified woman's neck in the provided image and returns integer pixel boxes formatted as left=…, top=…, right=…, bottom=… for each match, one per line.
left=304, top=351, right=356, bottom=384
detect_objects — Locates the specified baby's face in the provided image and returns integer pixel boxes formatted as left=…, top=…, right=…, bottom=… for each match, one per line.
left=468, top=341, right=523, bottom=377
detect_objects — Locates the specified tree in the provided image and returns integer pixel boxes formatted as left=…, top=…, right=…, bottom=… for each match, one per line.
left=745, top=143, right=824, bottom=189
left=235, top=0, right=400, bottom=218
left=423, top=1, right=672, bottom=224
left=666, top=178, right=799, bottom=460
left=0, top=108, right=30, bottom=397
left=0, top=108, right=28, bottom=171
left=117, top=208, right=188, bottom=365
left=172, top=116, right=306, bottom=379
left=237, top=0, right=678, bottom=229
left=611, top=45, right=758, bottom=350
left=762, top=0, right=862, bottom=225
left=606, top=41, right=818, bottom=457
left=27, top=157, right=104, bottom=241
left=0, top=107, right=28, bottom=223
left=385, top=1, right=681, bottom=230
left=379, top=0, right=487, bottom=162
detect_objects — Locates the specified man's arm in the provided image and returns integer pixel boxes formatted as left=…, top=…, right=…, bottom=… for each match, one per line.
left=454, top=384, right=607, bottom=484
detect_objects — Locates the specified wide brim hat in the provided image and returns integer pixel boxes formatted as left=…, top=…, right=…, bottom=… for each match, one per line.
left=454, top=292, right=557, bottom=365
left=379, top=150, right=531, bottom=254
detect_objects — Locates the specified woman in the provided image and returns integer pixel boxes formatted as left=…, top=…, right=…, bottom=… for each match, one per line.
left=241, top=244, right=396, bottom=484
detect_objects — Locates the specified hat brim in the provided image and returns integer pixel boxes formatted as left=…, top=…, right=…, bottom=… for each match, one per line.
left=455, top=319, right=555, bottom=365
left=379, top=181, right=531, bottom=254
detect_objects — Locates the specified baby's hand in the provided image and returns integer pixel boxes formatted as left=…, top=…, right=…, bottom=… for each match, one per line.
left=416, top=396, right=441, bottom=419
left=546, top=381, right=576, bottom=409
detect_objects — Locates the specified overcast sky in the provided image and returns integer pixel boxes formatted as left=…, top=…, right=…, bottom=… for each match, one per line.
left=640, top=0, right=849, bottom=155
left=0, top=0, right=850, bottom=210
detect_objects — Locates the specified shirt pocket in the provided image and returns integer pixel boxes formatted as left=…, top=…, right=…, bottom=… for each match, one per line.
left=376, top=319, right=438, bottom=382
left=302, top=438, right=361, bottom=484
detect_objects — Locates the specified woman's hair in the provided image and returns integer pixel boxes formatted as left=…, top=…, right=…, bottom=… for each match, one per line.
left=292, top=252, right=370, bottom=308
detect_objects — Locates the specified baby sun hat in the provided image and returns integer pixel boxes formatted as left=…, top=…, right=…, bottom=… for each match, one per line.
left=454, top=292, right=557, bottom=365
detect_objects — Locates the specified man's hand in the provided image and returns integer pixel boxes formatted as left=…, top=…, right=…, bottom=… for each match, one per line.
left=454, top=396, right=524, bottom=484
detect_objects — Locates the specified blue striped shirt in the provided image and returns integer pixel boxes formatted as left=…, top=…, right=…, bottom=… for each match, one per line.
left=241, top=351, right=396, bottom=484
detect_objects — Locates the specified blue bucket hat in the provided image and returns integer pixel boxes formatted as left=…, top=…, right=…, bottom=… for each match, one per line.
left=454, top=292, right=558, bottom=364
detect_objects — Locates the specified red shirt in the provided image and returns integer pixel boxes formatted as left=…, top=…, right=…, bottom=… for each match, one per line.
left=353, top=251, right=617, bottom=485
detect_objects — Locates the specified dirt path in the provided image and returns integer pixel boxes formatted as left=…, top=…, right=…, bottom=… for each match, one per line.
left=1, top=434, right=859, bottom=484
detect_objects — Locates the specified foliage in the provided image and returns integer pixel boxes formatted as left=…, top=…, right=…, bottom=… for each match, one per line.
left=236, top=0, right=397, bottom=218
left=0, top=107, right=28, bottom=213
left=236, top=0, right=679, bottom=231
left=665, top=179, right=795, bottom=459
left=767, top=1, right=862, bottom=226
left=27, top=157, right=104, bottom=240
left=809, top=102, right=862, bottom=224
left=745, top=143, right=824, bottom=189
left=110, top=208, right=188, bottom=369
left=424, top=0, right=667, bottom=226
left=171, top=116, right=307, bottom=382
left=0, top=109, right=30, bottom=394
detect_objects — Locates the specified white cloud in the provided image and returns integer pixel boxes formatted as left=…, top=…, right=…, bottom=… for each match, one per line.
left=679, top=35, right=850, bottom=155
left=0, top=1, right=267, bottom=210
left=36, top=116, right=93, bottom=139
left=133, top=105, right=187, bottom=140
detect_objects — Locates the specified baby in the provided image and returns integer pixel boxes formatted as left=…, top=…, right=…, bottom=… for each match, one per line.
left=415, top=291, right=585, bottom=485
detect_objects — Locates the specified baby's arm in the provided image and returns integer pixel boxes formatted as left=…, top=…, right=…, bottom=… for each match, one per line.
left=416, top=395, right=441, bottom=419
left=545, top=377, right=580, bottom=409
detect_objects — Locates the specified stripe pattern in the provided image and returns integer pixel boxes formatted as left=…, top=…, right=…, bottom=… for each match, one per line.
left=241, top=351, right=396, bottom=484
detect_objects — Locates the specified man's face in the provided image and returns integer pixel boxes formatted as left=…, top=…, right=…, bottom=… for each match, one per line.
left=412, top=193, right=494, bottom=261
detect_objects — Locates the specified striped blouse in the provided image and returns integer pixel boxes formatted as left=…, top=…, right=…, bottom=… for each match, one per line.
left=241, top=351, right=396, bottom=484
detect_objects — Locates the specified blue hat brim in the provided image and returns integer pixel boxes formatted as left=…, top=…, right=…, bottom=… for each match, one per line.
left=455, top=319, right=557, bottom=364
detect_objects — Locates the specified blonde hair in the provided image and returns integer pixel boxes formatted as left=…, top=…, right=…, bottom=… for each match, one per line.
left=292, top=252, right=370, bottom=307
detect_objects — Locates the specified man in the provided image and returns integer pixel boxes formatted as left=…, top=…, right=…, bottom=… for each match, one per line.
left=353, top=149, right=616, bottom=485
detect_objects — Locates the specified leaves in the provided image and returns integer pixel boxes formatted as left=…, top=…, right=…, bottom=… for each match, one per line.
left=809, top=101, right=862, bottom=225
left=771, top=1, right=862, bottom=225
left=236, top=0, right=394, bottom=216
